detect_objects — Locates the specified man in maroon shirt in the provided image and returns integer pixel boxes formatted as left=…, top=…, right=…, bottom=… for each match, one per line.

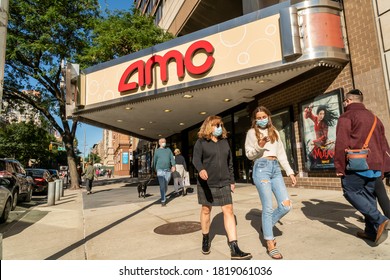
left=335, top=89, right=389, bottom=245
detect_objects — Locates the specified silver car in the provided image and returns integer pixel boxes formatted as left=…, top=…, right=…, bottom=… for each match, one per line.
left=0, top=179, right=13, bottom=223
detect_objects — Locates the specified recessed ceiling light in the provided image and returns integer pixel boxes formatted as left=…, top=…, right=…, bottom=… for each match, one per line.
left=164, top=109, right=172, bottom=113
left=140, top=128, right=145, bottom=131
left=224, top=98, right=232, bottom=102
left=199, top=111, right=207, bottom=115
left=179, top=122, right=185, bottom=126
left=158, top=134, right=162, bottom=137
left=149, top=121, right=155, bottom=124
left=239, top=88, right=253, bottom=93
left=256, top=79, right=271, bottom=84
left=183, top=94, right=193, bottom=99
left=117, top=119, right=123, bottom=122
left=125, top=107, right=133, bottom=110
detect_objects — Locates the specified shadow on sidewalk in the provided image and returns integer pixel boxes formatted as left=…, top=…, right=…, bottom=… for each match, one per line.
left=301, top=199, right=362, bottom=237
left=44, top=198, right=161, bottom=260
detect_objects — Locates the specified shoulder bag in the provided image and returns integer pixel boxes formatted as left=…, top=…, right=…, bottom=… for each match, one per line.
left=345, top=115, right=377, bottom=171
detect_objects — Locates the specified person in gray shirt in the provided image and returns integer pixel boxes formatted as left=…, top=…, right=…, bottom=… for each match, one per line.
left=153, top=138, right=176, bottom=206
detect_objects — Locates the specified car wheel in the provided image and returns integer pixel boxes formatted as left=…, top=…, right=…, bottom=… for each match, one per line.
left=24, top=188, right=32, bottom=202
left=0, top=198, right=12, bottom=223
left=11, top=190, right=18, bottom=210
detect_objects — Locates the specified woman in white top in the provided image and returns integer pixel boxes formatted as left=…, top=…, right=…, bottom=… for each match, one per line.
left=245, top=106, right=297, bottom=259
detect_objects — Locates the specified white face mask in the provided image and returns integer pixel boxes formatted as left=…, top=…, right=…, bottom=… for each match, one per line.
left=161, top=142, right=166, bottom=148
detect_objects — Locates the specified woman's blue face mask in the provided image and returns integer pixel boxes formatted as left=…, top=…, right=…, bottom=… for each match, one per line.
left=256, top=118, right=269, bottom=128
left=213, top=126, right=223, bottom=137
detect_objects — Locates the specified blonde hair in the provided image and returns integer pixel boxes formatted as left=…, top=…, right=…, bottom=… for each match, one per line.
left=174, top=148, right=181, bottom=155
left=197, top=116, right=228, bottom=140
left=250, top=106, right=278, bottom=143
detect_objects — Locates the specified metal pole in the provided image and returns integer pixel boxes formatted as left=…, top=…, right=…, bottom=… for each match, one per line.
left=47, top=181, right=55, bottom=205
left=0, top=0, right=9, bottom=112
left=55, top=179, right=61, bottom=201
left=59, top=179, right=64, bottom=197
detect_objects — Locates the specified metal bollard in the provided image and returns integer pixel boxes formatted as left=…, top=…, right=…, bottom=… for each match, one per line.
left=59, top=179, right=64, bottom=197
left=47, top=181, right=55, bottom=205
left=55, top=179, right=61, bottom=201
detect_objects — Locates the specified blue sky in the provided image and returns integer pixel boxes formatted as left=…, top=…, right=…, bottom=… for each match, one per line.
left=99, top=0, right=133, bottom=11
left=75, top=0, right=133, bottom=155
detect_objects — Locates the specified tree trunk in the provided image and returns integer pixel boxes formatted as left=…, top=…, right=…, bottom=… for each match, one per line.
left=64, top=136, right=80, bottom=190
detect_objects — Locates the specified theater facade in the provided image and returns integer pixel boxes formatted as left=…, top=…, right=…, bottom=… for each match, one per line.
left=70, top=0, right=390, bottom=189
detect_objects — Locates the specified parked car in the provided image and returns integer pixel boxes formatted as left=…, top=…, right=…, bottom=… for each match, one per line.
left=0, top=179, right=13, bottom=223
left=0, top=158, right=33, bottom=210
left=25, top=168, right=53, bottom=194
left=48, top=169, right=60, bottom=180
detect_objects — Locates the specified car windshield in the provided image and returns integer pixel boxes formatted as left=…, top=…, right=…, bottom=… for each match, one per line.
left=27, top=169, right=46, bottom=177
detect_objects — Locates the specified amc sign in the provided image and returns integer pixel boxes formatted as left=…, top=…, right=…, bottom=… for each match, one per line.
left=118, top=40, right=215, bottom=93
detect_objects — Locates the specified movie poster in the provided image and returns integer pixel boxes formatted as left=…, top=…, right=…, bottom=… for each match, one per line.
left=300, top=89, right=343, bottom=170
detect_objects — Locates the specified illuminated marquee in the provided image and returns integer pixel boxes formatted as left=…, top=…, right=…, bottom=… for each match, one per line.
left=118, top=40, right=215, bottom=93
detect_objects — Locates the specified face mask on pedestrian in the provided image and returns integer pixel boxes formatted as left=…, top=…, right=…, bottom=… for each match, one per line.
left=256, top=118, right=269, bottom=128
left=161, top=143, right=166, bottom=148
left=213, top=126, right=223, bottom=137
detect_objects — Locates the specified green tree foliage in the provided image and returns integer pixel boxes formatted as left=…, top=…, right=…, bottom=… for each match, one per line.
left=3, top=0, right=100, bottom=189
left=0, top=122, right=55, bottom=166
left=3, top=1, right=174, bottom=188
left=78, top=8, right=174, bottom=67
left=86, top=152, right=101, bottom=164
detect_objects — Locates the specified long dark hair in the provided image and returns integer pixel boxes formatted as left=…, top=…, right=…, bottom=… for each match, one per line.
left=316, top=104, right=338, bottom=127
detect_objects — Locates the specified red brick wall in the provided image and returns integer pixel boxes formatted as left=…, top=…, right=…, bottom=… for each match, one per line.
left=252, top=0, right=390, bottom=190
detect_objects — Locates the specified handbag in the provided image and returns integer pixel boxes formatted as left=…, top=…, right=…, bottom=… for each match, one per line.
left=345, top=115, right=377, bottom=171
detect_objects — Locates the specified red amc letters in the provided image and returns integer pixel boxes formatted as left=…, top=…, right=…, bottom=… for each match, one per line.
left=118, top=40, right=215, bottom=93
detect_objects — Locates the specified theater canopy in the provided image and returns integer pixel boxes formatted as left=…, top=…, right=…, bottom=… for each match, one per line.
left=71, top=0, right=348, bottom=140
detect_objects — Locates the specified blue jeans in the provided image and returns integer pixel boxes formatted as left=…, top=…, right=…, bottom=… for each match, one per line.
left=157, top=169, right=171, bottom=203
left=252, top=158, right=291, bottom=241
left=341, top=173, right=388, bottom=235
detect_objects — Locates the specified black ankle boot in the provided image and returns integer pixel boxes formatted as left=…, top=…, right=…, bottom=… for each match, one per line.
left=228, top=240, right=252, bottom=260
left=202, top=234, right=211, bottom=255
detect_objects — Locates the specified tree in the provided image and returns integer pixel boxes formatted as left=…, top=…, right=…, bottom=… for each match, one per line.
left=0, top=121, right=55, bottom=167
left=3, top=0, right=100, bottom=189
left=77, top=8, right=174, bottom=66
left=86, top=152, right=100, bottom=165
left=3, top=1, right=174, bottom=189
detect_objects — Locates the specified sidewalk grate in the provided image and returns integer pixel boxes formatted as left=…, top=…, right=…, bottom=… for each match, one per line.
left=154, top=221, right=201, bottom=235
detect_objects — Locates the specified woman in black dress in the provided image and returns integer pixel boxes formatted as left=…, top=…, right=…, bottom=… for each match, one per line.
left=192, top=115, right=252, bottom=260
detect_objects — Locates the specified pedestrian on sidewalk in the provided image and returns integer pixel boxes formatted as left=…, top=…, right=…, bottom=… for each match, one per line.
left=335, top=89, right=389, bottom=245
left=83, top=161, right=95, bottom=195
left=153, top=138, right=176, bottom=206
left=173, top=148, right=188, bottom=196
left=245, top=106, right=296, bottom=260
left=192, top=115, right=252, bottom=260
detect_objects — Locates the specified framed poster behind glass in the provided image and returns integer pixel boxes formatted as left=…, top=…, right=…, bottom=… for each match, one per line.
left=299, top=89, right=344, bottom=171
left=272, top=106, right=296, bottom=172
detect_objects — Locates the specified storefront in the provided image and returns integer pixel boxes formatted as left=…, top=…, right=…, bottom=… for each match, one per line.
left=72, top=1, right=349, bottom=186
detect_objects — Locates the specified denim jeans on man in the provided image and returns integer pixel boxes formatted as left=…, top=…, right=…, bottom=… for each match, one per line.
left=157, top=169, right=171, bottom=203
left=252, top=158, right=291, bottom=240
left=341, top=172, right=388, bottom=236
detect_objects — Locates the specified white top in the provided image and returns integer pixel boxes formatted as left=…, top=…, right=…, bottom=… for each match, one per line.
left=245, top=127, right=294, bottom=176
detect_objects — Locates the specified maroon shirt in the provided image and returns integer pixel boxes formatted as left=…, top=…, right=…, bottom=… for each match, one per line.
left=334, top=103, right=388, bottom=175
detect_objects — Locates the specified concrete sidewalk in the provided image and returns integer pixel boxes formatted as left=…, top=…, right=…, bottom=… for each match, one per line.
left=1, top=177, right=389, bottom=260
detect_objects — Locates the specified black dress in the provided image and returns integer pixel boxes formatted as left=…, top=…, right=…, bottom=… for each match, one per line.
left=192, top=138, right=235, bottom=206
